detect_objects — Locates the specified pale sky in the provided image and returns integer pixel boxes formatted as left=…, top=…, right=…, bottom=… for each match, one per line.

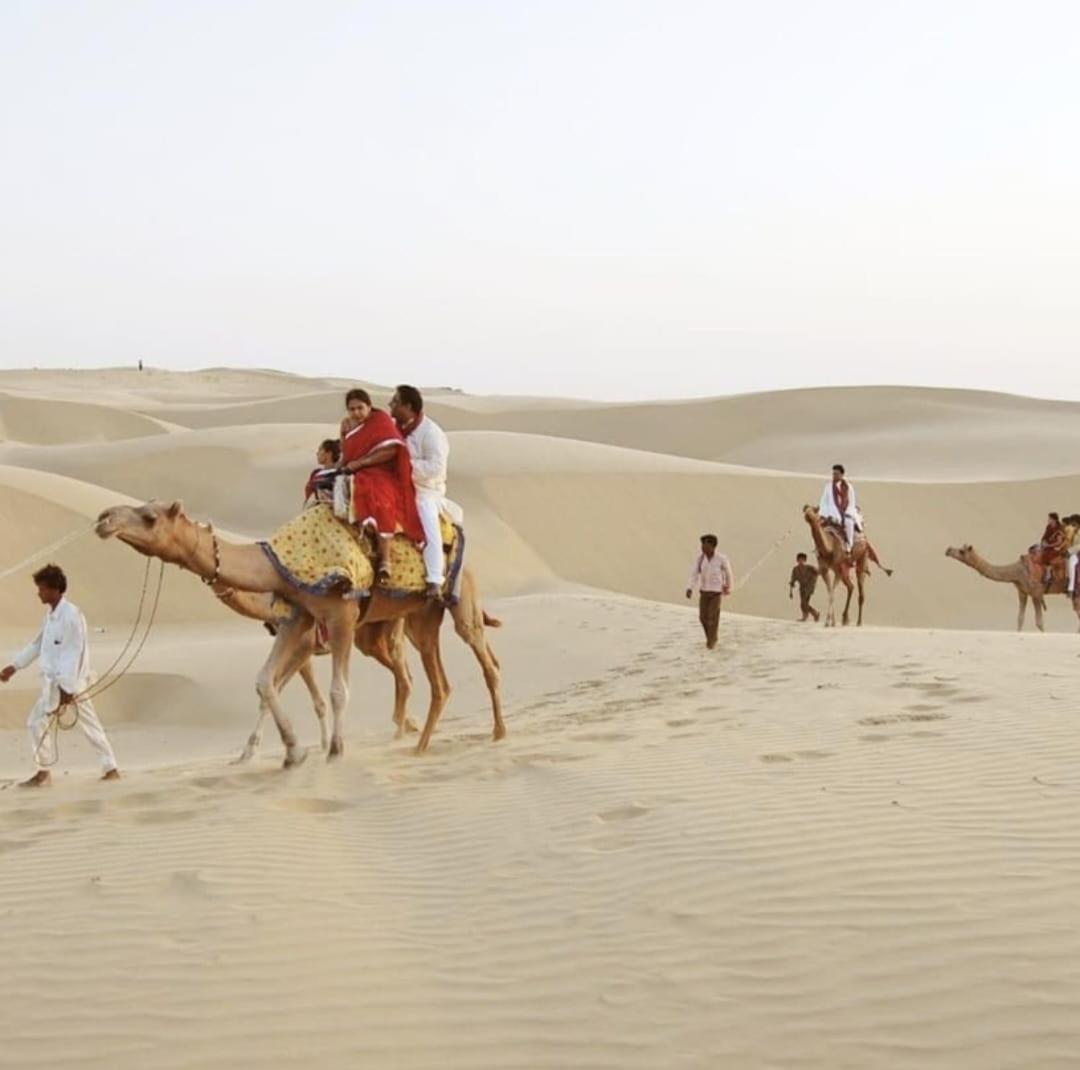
left=1, top=0, right=1078, bottom=400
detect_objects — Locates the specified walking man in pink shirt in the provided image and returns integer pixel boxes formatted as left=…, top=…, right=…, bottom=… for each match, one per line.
left=685, top=534, right=734, bottom=650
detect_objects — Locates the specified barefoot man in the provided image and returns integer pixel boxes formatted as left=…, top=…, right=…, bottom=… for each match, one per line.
left=685, top=534, right=734, bottom=650
left=0, top=564, right=120, bottom=787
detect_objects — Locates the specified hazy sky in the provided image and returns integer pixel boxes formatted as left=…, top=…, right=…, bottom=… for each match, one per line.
left=2, top=1, right=1078, bottom=400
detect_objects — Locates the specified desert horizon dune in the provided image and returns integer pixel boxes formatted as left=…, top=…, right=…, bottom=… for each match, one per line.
left=2, top=368, right=1080, bottom=1069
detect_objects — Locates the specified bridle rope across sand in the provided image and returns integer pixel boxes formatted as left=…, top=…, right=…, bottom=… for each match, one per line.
left=0, top=523, right=95, bottom=584
left=734, top=527, right=794, bottom=592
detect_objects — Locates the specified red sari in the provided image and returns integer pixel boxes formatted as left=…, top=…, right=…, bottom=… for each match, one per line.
left=341, top=410, right=423, bottom=542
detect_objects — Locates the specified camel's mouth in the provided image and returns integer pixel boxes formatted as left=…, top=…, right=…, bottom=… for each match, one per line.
left=95, top=510, right=120, bottom=539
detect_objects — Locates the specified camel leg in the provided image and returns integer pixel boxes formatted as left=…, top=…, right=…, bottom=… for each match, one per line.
left=840, top=570, right=855, bottom=627
left=235, top=628, right=322, bottom=763
left=450, top=601, right=505, bottom=743
left=326, top=602, right=360, bottom=761
left=1016, top=588, right=1027, bottom=632
left=255, top=614, right=315, bottom=768
left=407, top=608, right=452, bottom=755
left=856, top=566, right=867, bottom=627
left=1034, top=591, right=1046, bottom=633
left=822, top=569, right=836, bottom=627
left=297, top=660, right=330, bottom=751
left=356, top=620, right=417, bottom=738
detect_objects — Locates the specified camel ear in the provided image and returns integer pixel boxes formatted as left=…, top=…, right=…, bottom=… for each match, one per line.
left=167, top=500, right=184, bottom=518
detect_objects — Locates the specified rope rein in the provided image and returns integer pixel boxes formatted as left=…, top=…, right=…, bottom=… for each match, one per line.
left=734, top=527, right=795, bottom=592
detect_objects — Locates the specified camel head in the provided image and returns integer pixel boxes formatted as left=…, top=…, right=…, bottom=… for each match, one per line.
left=945, top=544, right=976, bottom=564
left=802, top=504, right=820, bottom=525
left=95, top=500, right=194, bottom=563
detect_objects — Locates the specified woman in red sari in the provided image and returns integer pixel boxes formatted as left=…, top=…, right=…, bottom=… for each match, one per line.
left=338, top=388, right=423, bottom=585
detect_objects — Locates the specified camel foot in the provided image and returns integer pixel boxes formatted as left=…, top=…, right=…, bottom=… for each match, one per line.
left=492, top=724, right=507, bottom=743
left=327, top=739, right=344, bottom=761
left=283, top=745, right=308, bottom=769
left=413, top=738, right=431, bottom=757
left=231, top=740, right=257, bottom=765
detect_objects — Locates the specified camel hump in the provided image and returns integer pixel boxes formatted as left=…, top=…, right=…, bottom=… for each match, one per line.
left=482, top=611, right=503, bottom=629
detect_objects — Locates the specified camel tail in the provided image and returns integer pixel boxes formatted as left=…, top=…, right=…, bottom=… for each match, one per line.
left=482, top=611, right=503, bottom=629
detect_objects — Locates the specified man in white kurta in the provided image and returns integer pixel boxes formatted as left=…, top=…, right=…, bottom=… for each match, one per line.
left=818, top=463, right=859, bottom=550
left=0, top=564, right=119, bottom=787
left=391, top=385, right=455, bottom=599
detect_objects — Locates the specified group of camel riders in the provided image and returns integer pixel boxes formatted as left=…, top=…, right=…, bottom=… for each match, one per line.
left=304, top=384, right=453, bottom=600
left=1033, top=512, right=1080, bottom=593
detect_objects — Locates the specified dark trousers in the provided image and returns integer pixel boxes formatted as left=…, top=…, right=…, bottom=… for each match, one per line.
left=698, top=591, right=722, bottom=648
left=799, top=590, right=820, bottom=621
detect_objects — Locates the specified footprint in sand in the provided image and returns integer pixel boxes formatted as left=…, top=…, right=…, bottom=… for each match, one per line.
left=760, top=753, right=794, bottom=763
left=596, top=802, right=650, bottom=823
left=860, top=733, right=892, bottom=743
left=666, top=718, right=696, bottom=728
left=272, top=797, right=350, bottom=815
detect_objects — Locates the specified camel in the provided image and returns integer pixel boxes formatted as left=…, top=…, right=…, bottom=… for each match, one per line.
left=944, top=545, right=1080, bottom=632
left=211, top=575, right=502, bottom=762
left=802, top=505, right=876, bottom=626
left=95, top=500, right=505, bottom=762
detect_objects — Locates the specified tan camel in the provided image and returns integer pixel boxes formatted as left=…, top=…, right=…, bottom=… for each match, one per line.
left=212, top=576, right=502, bottom=762
left=945, top=545, right=1080, bottom=632
left=802, top=505, right=872, bottom=626
left=95, top=501, right=506, bottom=762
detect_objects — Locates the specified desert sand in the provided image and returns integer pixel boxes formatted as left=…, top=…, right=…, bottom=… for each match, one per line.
left=1, top=368, right=1079, bottom=1069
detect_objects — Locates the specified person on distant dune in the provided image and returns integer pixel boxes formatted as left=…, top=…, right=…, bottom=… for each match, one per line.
left=0, top=564, right=120, bottom=788
left=685, top=534, right=734, bottom=650
left=338, top=388, right=423, bottom=585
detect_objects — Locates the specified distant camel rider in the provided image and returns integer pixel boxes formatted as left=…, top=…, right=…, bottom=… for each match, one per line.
left=1061, top=514, right=1080, bottom=595
left=1035, top=511, right=1066, bottom=587
left=819, top=464, right=858, bottom=550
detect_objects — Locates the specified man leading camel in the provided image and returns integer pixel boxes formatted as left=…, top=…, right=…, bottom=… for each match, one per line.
left=390, top=384, right=453, bottom=601
left=0, top=564, right=120, bottom=787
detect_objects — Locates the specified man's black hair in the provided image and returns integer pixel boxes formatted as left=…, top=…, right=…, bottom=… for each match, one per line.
left=395, top=384, right=424, bottom=414
left=32, top=563, right=67, bottom=594
left=796, top=552, right=808, bottom=561
left=700, top=534, right=719, bottom=547
left=832, top=463, right=845, bottom=475
left=320, top=439, right=341, bottom=462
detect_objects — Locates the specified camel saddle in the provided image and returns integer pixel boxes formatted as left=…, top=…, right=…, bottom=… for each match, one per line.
left=259, top=503, right=465, bottom=603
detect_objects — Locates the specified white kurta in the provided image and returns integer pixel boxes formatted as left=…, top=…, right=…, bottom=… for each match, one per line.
left=11, top=598, right=117, bottom=772
left=819, top=479, right=859, bottom=547
left=404, top=416, right=453, bottom=584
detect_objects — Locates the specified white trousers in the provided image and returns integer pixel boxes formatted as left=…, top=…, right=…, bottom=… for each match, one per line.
left=1069, top=552, right=1079, bottom=593
left=844, top=517, right=856, bottom=549
left=416, top=492, right=445, bottom=585
left=28, top=694, right=117, bottom=773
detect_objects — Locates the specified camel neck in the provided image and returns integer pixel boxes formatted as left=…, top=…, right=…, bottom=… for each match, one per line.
left=180, top=527, right=279, bottom=594
left=967, top=552, right=1021, bottom=583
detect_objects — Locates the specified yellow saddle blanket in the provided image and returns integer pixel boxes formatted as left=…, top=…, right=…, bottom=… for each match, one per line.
left=260, top=503, right=459, bottom=598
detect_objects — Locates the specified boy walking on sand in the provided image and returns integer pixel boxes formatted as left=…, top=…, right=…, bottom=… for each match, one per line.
left=789, top=552, right=820, bottom=622
left=685, top=534, right=734, bottom=649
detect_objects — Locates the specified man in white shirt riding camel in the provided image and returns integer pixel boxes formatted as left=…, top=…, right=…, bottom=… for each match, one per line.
left=390, top=384, right=454, bottom=600
left=817, top=463, right=893, bottom=574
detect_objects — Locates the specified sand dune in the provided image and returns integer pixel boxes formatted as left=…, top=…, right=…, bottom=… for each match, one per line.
left=2, top=368, right=1080, bottom=1069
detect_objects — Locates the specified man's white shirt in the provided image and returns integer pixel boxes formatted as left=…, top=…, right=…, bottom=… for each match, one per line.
left=405, top=416, right=449, bottom=497
left=818, top=479, right=858, bottom=524
left=12, top=597, right=91, bottom=706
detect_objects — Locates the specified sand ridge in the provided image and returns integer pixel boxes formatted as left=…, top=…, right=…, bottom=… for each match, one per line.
left=1, top=369, right=1079, bottom=1068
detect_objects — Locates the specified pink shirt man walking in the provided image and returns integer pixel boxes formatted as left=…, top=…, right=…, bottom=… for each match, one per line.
left=685, top=534, right=734, bottom=649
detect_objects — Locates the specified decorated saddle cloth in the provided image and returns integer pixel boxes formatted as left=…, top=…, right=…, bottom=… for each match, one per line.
left=259, top=503, right=464, bottom=601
